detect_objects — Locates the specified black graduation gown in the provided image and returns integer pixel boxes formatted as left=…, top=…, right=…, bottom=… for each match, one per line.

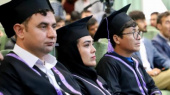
left=96, top=52, right=161, bottom=95
left=0, top=53, right=81, bottom=95
left=73, top=74, right=112, bottom=95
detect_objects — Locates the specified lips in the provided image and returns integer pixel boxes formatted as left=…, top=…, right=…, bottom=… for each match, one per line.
left=46, top=42, right=55, bottom=46
left=136, top=42, right=140, bottom=46
left=91, top=56, right=96, bottom=60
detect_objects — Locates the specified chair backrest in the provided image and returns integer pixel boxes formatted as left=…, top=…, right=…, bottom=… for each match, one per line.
left=94, top=38, right=108, bottom=64
left=0, top=49, right=12, bottom=56
left=0, top=25, right=9, bottom=50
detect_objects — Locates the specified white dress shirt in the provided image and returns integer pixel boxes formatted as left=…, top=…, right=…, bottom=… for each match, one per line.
left=13, top=44, right=61, bottom=90
left=139, top=39, right=152, bottom=71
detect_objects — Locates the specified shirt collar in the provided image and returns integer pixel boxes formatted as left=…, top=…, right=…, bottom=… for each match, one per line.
left=160, top=33, right=170, bottom=41
left=13, top=44, right=57, bottom=68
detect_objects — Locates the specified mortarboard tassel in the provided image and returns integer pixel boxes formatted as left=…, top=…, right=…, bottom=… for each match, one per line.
left=106, top=18, right=114, bottom=53
left=107, top=39, right=114, bottom=53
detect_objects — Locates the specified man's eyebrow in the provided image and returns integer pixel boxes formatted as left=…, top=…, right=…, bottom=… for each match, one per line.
left=83, top=40, right=91, bottom=44
left=38, top=22, right=57, bottom=26
left=38, top=22, right=48, bottom=25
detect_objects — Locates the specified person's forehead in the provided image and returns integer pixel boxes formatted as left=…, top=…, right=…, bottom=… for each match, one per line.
left=161, top=15, right=170, bottom=21
left=30, top=12, right=54, bottom=20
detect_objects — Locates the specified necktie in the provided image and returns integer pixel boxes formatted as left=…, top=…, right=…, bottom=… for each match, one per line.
left=33, top=65, right=63, bottom=95
left=33, top=65, right=49, bottom=82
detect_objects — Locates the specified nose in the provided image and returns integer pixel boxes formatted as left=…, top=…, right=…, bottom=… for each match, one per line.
left=47, top=26, right=57, bottom=39
left=91, top=45, right=96, bottom=53
left=136, top=34, right=141, bottom=40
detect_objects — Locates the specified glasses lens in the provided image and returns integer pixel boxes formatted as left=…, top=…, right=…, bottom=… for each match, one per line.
left=134, top=31, right=142, bottom=39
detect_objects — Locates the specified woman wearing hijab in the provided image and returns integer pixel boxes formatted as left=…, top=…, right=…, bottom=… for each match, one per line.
left=56, top=16, right=112, bottom=95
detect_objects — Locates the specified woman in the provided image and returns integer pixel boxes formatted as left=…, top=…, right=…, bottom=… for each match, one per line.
left=56, top=16, right=112, bottom=95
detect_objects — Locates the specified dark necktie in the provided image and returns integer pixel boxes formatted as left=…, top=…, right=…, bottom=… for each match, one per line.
left=33, top=65, right=63, bottom=95
left=33, top=65, right=49, bottom=82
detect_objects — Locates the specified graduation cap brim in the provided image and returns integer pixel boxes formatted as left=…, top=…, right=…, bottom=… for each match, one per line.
left=0, top=0, right=53, bottom=38
left=94, top=4, right=131, bottom=41
left=57, top=16, right=92, bottom=46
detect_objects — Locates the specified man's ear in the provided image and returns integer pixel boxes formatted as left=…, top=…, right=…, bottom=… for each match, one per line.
left=157, top=23, right=162, bottom=30
left=13, top=24, right=25, bottom=39
left=113, top=35, right=120, bottom=44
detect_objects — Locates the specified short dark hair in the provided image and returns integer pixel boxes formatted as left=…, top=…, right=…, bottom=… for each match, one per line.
left=22, top=9, right=52, bottom=30
left=87, top=18, right=97, bottom=29
left=55, top=16, right=65, bottom=23
left=157, top=11, right=170, bottom=24
left=128, top=11, right=145, bottom=21
left=111, top=19, right=137, bottom=47
left=151, top=12, right=159, bottom=16
left=71, top=11, right=81, bottom=21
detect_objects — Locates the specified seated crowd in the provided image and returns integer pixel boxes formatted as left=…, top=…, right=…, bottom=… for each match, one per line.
left=0, top=0, right=170, bottom=95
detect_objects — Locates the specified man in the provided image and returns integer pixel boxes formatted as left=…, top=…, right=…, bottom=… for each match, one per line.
left=94, top=4, right=161, bottom=94
left=87, top=17, right=99, bottom=37
left=0, top=0, right=81, bottom=95
left=150, top=12, right=159, bottom=28
left=129, top=10, right=170, bottom=90
left=138, top=11, right=159, bottom=40
left=152, top=11, right=170, bottom=59
left=55, top=16, right=65, bottom=29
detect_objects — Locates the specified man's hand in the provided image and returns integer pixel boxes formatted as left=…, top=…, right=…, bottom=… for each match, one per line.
left=147, top=68, right=161, bottom=76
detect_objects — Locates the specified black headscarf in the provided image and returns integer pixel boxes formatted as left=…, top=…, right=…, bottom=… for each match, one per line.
left=57, top=16, right=97, bottom=81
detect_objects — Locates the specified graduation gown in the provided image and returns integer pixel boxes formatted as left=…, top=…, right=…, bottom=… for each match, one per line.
left=73, top=74, right=112, bottom=95
left=96, top=52, right=161, bottom=95
left=0, top=53, right=81, bottom=95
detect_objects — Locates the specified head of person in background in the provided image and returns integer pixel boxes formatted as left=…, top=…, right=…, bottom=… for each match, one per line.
left=70, top=11, right=81, bottom=23
left=129, top=11, right=147, bottom=33
left=87, top=17, right=98, bottom=37
left=150, top=12, right=159, bottom=28
left=157, top=11, right=170, bottom=39
left=81, top=10, right=92, bottom=18
left=55, top=16, right=65, bottom=29
left=56, top=16, right=112, bottom=94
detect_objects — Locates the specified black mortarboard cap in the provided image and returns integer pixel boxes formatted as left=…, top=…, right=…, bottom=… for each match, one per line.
left=57, top=16, right=92, bottom=45
left=0, top=0, right=53, bottom=38
left=94, top=4, right=132, bottom=41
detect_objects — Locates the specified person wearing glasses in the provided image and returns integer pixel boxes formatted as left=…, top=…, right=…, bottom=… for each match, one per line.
left=129, top=11, right=170, bottom=91
left=94, top=4, right=161, bottom=95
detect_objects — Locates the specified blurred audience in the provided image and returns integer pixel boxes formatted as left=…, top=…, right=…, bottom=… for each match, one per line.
left=150, top=12, right=159, bottom=28
left=87, top=17, right=98, bottom=37
left=74, top=0, right=103, bottom=15
left=55, top=16, right=66, bottom=29
left=69, top=11, right=81, bottom=23
left=62, top=0, right=77, bottom=14
left=81, top=10, right=92, bottom=18
left=152, top=11, right=170, bottom=59
left=50, top=0, right=65, bottom=19
left=129, top=10, right=170, bottom=90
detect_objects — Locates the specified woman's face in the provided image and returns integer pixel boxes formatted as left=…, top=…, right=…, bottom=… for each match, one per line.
left=77, top=36, right=96, bottom=66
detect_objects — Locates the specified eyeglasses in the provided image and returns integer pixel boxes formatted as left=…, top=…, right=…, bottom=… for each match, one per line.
left=122, top=30, right=143, bottom=39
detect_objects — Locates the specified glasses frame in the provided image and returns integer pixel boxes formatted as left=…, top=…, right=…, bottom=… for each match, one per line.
left=122, top=30, right=143, bottom=39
